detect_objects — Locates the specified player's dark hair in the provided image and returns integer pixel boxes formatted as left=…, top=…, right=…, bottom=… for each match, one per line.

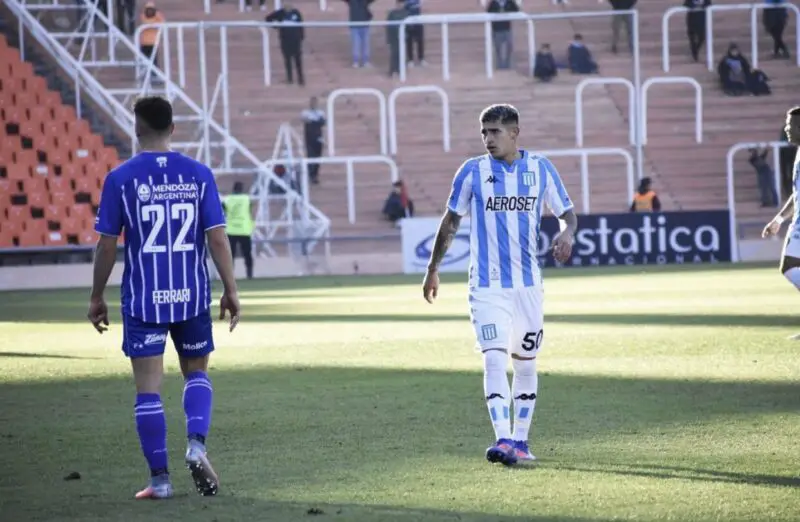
left=133, top=96, right=173, bottom=135
left=480, top=104, right=519, bottom=126
left=788, top=106, right=800, bottom=116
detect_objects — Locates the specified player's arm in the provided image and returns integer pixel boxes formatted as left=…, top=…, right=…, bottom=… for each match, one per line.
left=764, top=195, right=795, bottom=238
left=541, top=157, right=577, bottom=262
left=427, top=210, right=462, bottom=273
left=88, top=174, right=124, bottom=332
left=200, top=170, right=241, bottom=330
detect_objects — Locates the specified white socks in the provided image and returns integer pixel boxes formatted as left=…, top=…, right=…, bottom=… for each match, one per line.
left=784, top=267, right=800, bottom=290
left=511, top=357, right=538, bottom=442
left=483, top=350, right=511, bottom=441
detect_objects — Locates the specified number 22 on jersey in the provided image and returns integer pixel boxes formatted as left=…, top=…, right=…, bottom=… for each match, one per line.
left=141, top=203, right=195, bottom=254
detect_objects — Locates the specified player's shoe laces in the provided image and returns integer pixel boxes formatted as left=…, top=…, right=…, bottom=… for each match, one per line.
left=512, top=440, right=537, bottom=462
left=185, top=441, right=219, bottom=496
left=134, top=478, right=173, bottom=500
left=485, top=438, right=518, bottom=466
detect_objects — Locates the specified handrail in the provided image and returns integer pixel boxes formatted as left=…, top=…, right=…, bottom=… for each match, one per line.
left=662, top=3, right=800, bottom=72
left=641, top=77, right=703, bottom=145
left=326, top=88, right=388, bottom=157
left=201, top=0, right=329, bottom=14
left=531, top=147, right=635, bottom=214
left=575, top=77, right=636, bottom=147
left=388, top=86, right=450, bottom=156
left=261, top=155, right=399, bottom=225
left=726, top=141, right=793, bottom=261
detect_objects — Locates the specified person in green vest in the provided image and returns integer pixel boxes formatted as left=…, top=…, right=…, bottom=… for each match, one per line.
left=222, top=182, right=255, bottom=280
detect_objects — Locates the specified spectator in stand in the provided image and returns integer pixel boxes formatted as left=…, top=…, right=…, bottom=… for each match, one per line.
left=779, top=126, right=797, bottom=197
left=717, top=43, right=751, bottom=96
left=486, top=0, right=519, bottom=71
left=301, top=97, right=326, bottom=184
left=405, top=0, right=426, bottom=67
left=748, top=147, right=778, bottom=207
left=684, top=0, right=711, bottom=63
left=533, top=43, right=557, bottom=82
left=266, top=2, right=305, bottom=86
left=268, top=164, right=300, bottom=195
left=629, top=177, right=661, bottom=213
left=117, top=0, right=137, bottom=36
left=387, top=0, right=409, bottom=78
left=568, top=34, right=598, bottom=74
left=343, top=0, right=376, bottom=68
left=382, top=180, right=414, bottom=226
left=245, top=0, right=267, bottom=11
left=749, top=68, right=771, bottom=96
left=763, top=0, right=790, bottom=59
left=608, top=0, right=636, bottom=55
left=138, top=1, right=164, bottom=79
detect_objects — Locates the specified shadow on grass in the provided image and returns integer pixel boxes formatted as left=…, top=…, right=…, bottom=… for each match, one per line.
left=0, top=365, right=798, bottom=520
left=0, top=352, right=98, bottom=360
left=553, top=463, right=800, bottom=489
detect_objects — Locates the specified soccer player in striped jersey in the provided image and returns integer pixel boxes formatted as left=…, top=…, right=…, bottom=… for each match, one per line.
left=88, top=96, right=240, bottom=498
left=763, top=106, right=800, bottom=340
left=422, top=104, right=577, bottom=466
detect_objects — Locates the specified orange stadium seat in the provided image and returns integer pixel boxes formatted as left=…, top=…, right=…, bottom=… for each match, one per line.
left=37, top=90, right=62, bottom=109
left=26, top=218, right=48, bottom=237
left=59, top=217, right=82, bottom=235
left=1, top=219, right=23, bottom=238
left=80, top=229, right=99, bottom=245
left=6, top=163, right=31, bottom=181
left=70, top=203, right=95, bottom=222
left=3, top=105, right=24, bottom=124
left=44, top=204, right=66, bottom=221
left=7, top=205, right=29, bottom=222
left=17, top=229, right=43, bottom=248
left=50, top=192, right=72, bottom=207
left=15, top=90, right=37, bottom=110
left=27, top=192, right=48, bottom=208
left=28, top=106, right=52, bottom=125
left=21, top=175, right=47, bottom=195
left=0, top=228, right=14, bottom=248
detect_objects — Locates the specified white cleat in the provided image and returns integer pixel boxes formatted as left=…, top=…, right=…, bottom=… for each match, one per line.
left=185, top=443, right=219, bottom=496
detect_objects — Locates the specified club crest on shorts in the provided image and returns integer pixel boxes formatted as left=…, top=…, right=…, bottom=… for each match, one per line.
left=481, top=324, right=498, bottom=341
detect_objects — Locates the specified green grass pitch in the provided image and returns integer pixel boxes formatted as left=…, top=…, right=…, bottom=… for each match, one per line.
left=0, top=264, right=799, bottom=522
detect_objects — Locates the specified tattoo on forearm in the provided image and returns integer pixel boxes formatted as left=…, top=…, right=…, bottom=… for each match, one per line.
left=428, top=212, right=461, bottom=270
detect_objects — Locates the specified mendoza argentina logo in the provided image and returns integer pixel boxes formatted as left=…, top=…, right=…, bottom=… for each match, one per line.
left=537, top=211, right=731, bottom=266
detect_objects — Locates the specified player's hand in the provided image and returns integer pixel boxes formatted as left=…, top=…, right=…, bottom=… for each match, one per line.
left=422, top=268, right=439, bottom=304
left=551, top=230, right=574, bottom=264
left=87, top=297, right=109, bottom=334
left=219, top=291, right=241, bottom=332
left=762, top=218, right=782, bottom=238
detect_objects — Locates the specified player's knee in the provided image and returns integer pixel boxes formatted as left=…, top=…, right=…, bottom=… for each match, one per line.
left=180, top=354, right=210, bottom=376
left=511, top=356, right=536, bottom=376
left=482, top=348, right=508, bottom=373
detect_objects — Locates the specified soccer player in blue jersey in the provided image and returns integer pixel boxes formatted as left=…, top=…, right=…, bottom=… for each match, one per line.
left=422, top=104, right=577, bottom=466
left=87, top=96, right=240, bottom=498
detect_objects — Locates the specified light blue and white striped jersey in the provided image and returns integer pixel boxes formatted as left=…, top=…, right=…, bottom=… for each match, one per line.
left=447, top=150, right=573, bottom=289
left=95, top=151, right=226, bottom=324
left=792, top=149, right=800, bottom=227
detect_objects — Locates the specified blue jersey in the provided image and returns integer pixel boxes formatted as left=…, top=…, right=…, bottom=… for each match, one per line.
left=95, top=151, right=226, bottom=324
left=447, top=150, right=573, bottom=289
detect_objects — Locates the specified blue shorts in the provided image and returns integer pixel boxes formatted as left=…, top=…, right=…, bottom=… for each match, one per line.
left=121, top=310, right=215, bottom=359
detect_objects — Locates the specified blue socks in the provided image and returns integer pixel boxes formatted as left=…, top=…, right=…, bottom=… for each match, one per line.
left=135, top=393, right=169, bottom=477
left=134, top=372, right=213, bottom=478
left=183, top=371, right=213, bottom=445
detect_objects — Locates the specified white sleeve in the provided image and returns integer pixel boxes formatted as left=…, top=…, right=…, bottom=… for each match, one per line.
left=446, top=160, right=474, bottom=217
left=540, top=157, right=574, bottom=217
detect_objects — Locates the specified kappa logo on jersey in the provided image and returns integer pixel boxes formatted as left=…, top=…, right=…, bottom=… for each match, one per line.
left=156, top=156, right=168, bottom=168
left=485, top=175, right=498, bottom=183
left=144, top=333, right=167, bottom=346
left=484, top=196, right=538, bottom=212
left=137, top=183, right=152, bottom=203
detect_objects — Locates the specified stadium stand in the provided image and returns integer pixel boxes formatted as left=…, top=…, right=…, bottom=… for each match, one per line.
left=0, top=33, right=122, bottom=248
left=146, top=0, right=798, bottom=240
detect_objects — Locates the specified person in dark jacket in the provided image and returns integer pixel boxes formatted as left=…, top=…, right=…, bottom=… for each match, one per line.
left=265, top=2, right=305, bottom=85
left=609, top=0, right=636, bottom=54
left=343, top=0, right=376, bottom=67
left=486, top=0, right=519, bottom=70
left=568, top=34, right=598, bottom=74
left=533, top=43, right=557, bottom=82
left=748, top=147, right=778, bottom=207
left=763, top=0, right=790, bottom=59
left=717, top=43, right=751, bottom=96
left=684, top=0, right=711, bottom=62
left=404, top=0, right=425, bottom=67
left=382, top=180, right=413, bottom=224
left=387, top=0, right=408, bottom=78
left=301, top=97, right=326, bottom=184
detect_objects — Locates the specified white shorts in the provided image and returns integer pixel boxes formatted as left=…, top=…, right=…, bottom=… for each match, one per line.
left=782, top=227, right=800, bottom=259
left=468, top=286, right=544, bottom=357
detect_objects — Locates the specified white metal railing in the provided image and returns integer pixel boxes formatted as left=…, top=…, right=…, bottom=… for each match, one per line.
left=535, top=148, right=636, bottom=214
left=662, top=3, right=800, bottom=72
left=8, top=1, right=134, bottom=137
left=326, top=88, right=388, bottom=157
left=575, top=78, right=636, bottom=148
left=726, top=141, right=793, bottom=261
left=399, top=10, right=639, bottom=83
left=202, top=0, right=329, bottom=15
left=388, top=86, right=450, bottom=156
left=261, top=156, right=399, bottom=225
left=641, top=77, right=703, bottom=145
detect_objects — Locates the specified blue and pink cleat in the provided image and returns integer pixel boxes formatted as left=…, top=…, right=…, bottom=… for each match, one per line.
left=485, top=438, right=518, bottom=466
